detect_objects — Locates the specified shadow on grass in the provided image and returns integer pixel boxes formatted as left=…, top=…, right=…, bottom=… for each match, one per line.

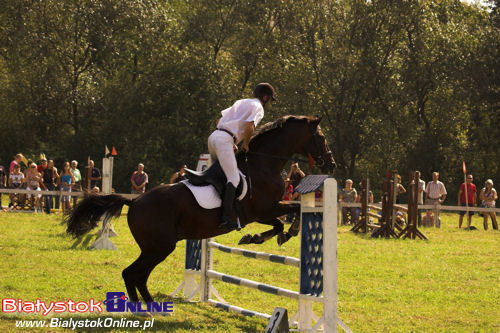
left=151, top=292, right=266, bottom=332
left=1, top=305, right=265, bottom=332
left=70, top=234, right=96, bottom=249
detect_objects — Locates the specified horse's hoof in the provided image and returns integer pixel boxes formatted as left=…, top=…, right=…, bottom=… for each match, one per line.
left=238, top=234, right=252, bottom=245
left=277, top=232, right=292, bottom=246
left=251, top=234, right=264, bottom=244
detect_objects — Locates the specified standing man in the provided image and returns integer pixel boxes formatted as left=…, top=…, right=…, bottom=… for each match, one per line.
left=84, top=160, right=102, bottom=191
left=70, top=160, right=82, bottom=207
left=458, top=174, right=477, bottom=229
left=208, top=82, right=275, bottom=230
left=42, top=160, right=58, bottom=214
left=131, top=163, right=148, bottom=194
left=425, top=172, right=447, bottom=228
left=416, top=171, right=426, bottom=227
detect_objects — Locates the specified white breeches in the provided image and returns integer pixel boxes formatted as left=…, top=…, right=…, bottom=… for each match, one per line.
left=208, top=130, right=240, bottom=187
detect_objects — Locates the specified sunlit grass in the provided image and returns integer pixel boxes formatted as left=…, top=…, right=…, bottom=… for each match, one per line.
left=0, top=209, right=498, bottom=332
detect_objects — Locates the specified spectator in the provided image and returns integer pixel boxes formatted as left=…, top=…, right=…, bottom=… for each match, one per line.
left=286, top=162, right=305, bottom=201
left=395, top=174, right=406, bottom=204
left=131, top=163, right=148, bottom=194
left=37, top=156, right=47, bottom=174
left=70, top=160, right=81, bottom=207
left=25, top=162, right=42, bottom=212
left=83, top=160, right=101, bottom=191
left=8, top=164, right=24, bottom=209
left=425, top=172, right=447, bottom=228
left=170, top=165, right=187, bottom=184
left=58, top=161, right=75, bottom=215
left=458, top=174, right=477, bottom=229
left=479, top=179, right=498, bottom=230
left=283, top=183, right=294, bottom=201
left=340, top=179, right=357, bottom=225
left=416, top=171, right=426, bottom=227
left=10, top=153, right=26, bottom=173
left=0, top=164, right=6, bottom=208
left=42, top=160, right=59, bottom=214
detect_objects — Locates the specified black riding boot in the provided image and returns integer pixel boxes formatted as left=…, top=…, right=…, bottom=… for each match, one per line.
left=219, top=183, right=240, bottom=230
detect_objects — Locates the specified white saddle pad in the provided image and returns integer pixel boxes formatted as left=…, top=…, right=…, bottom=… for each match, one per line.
left=181, top=171, right=247, bottom=209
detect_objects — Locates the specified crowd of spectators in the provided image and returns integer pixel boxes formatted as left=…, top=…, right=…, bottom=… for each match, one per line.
left=0, top=153, right=101, bottom=214
left=336, top=171, right=498, bottom=231
left=2, top=153, right=497, bottom=232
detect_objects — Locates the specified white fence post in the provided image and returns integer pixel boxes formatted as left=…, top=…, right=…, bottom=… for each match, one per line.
left=323, top=178, right=338, bottom=333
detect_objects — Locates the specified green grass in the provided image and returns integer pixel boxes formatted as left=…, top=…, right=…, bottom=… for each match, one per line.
left=0, top=208, right=498, bottom=332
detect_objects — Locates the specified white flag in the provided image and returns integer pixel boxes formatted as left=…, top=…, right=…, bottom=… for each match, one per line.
left=105, top=145, right=110, bottom=156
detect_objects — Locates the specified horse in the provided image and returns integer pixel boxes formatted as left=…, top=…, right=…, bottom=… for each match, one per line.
left=66, top=115, right=335, bottom=304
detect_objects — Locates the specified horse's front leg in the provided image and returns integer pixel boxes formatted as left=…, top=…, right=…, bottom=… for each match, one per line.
left=238, top=201, right=300, bottom=245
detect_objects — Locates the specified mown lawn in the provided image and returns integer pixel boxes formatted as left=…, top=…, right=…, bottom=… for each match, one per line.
left=0, top=208, right=498, bottom=332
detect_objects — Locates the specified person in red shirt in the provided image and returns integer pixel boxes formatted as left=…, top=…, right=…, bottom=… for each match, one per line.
left=458, top=174, right=477, bottom=229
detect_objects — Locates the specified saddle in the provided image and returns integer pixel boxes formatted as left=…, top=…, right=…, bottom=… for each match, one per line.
left=184, top=160, right=245, bottom=198
left=184, top=161, right=247, bottom=226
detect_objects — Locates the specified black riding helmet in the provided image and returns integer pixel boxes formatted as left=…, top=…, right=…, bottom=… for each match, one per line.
left=253, top=82, right=276, bottom=101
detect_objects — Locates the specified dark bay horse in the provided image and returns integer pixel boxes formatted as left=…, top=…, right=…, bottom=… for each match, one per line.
left=66, top=115, right=335, bottom=304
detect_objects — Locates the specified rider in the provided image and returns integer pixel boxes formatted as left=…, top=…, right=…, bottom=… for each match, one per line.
left=208, top=82, right=275, bottom=230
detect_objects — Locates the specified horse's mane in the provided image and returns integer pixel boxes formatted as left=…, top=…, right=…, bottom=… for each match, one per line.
left=249, top=115, right=313, bottom=149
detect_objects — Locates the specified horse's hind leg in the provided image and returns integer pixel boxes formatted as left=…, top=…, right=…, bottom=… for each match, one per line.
left=238, top=218, right=284, bottom=245
left=122, top=244, right=176, bottom=303
left=122, top=258, right=142, bottom=303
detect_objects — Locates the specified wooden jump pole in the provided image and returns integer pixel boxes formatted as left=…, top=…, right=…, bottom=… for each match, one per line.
left=398, top=171, right=428, bottom=240
left=371, top=171, right=399, bottom=238
left=351, top=179, right=369, bottom=233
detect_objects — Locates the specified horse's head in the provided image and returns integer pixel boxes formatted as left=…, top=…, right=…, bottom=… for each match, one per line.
left=302, top=116, right=336, bottom=174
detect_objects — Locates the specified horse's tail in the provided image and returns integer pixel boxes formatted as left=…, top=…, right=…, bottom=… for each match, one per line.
left=66, top=194, right=133, bottom=238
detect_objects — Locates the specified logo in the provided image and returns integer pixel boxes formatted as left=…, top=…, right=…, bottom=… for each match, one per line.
left=103, top=292, right=173, bottom=313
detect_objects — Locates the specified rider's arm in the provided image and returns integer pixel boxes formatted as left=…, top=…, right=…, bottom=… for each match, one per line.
left=241, top=121, right=255, bottom=152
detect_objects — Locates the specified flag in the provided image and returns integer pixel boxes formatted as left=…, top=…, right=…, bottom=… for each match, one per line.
left=111, top=146, right=117, bottom=156
left=105, top=145, right=110, bottom=156
left=462, top=161, right=466, bottom=175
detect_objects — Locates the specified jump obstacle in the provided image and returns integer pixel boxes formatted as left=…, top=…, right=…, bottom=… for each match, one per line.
left=170, top=176, right=352, bottom=332
left=351, top=171, right=427, bottom=240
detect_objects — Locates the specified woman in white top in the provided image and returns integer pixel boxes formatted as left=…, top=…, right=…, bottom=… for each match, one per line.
left=8, top=164, right=24, bottom=209
left=479, top=179, right=498, bottom=230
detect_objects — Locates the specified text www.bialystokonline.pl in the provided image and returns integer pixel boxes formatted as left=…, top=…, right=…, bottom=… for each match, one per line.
left=15, top=317, right=155, bottom=330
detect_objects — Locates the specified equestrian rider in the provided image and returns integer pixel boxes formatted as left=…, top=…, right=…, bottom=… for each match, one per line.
left=208, top=82, right=275, bottom=230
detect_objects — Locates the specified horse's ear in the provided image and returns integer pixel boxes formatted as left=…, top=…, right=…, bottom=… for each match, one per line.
left=310, top=115, right=323, bottom=128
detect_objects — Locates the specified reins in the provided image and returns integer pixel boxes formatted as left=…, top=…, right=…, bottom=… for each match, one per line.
left=244, top=151, right=310, bottom=164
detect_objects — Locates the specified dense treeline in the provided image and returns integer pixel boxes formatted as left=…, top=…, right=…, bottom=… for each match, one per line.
left=1, top=0, right=498, bottom=200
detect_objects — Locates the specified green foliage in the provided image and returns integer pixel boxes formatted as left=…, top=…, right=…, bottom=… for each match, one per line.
left=0, top=0, right=498, bottom=194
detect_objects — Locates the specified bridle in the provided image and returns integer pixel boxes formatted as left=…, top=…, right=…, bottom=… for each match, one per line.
left=307, top=123, right=334, bottom=170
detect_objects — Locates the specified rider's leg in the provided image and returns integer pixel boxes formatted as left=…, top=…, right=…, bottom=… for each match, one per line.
left=208, top=131, right=240, bottom=230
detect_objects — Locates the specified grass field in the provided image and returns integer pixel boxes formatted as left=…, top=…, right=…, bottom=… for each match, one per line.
left=0, top=205, right=498, bottom=332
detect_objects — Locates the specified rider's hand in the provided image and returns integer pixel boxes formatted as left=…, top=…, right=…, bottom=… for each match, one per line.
left=233, top=144, right=238, bottom=152
left=241, top=142, right=250, bottom=152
